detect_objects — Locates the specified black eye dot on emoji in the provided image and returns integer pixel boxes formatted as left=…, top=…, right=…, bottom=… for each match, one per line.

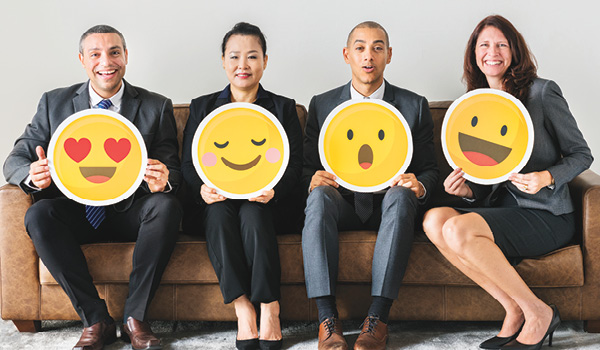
left=347, top=129, right=354, bottom=140
left=378, top=129, right=385, bottom=140
left=501, top=125, right=508, bottom=136
left=251, top=138, right=266, bottom=146
left=214, top=141, right=229, bottom=149
left=471, top=116, right=478, bottom=127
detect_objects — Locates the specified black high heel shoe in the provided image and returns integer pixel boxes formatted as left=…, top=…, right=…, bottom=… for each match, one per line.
left=236, top=337, right=259, bottom=350
left=259, top=339, right=282, bottom=350
left=500, top=305, right=561, bottom=350
left=479, top=321, right=524, bottom=349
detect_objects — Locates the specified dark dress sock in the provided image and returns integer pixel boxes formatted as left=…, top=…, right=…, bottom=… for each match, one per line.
left=315, top=296, right=338, bottom=323
left=367, top=296, right=393, bottom=323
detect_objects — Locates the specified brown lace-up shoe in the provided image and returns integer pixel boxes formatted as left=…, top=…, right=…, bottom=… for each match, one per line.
left=354, top=316, right=388, bottom=350
left=122, top=316, right=162, bottom=350
left=318, top=317, right=348, bottom=350
left=72, top=318, right=117, bottom=350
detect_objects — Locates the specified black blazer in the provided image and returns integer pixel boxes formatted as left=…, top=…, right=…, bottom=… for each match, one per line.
left=3, top=80, right=181, bottom=211
left=302, top=80, right=439, bottom=203
left=181, top=84, right=303, bottom=205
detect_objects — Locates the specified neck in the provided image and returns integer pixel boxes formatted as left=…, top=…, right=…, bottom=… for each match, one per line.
left=230, top=85, right=259, bottom=103
left=486, top=77, right=504, bottom=91
left=91, top=81, right=121, bottom=100
left=352, top=79, right=383, bottom=97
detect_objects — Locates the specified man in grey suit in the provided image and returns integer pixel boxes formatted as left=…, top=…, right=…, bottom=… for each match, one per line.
left=3, top=25, right=181, bottom=350
left=302, top=21, right=438, bottom=350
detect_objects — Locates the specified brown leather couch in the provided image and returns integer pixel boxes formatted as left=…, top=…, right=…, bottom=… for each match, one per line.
left=2, top=101, right=600, bottom=333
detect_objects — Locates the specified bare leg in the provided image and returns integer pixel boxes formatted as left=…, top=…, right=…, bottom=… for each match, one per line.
left=234, top=295, right=258, bottom=340
left=423, top=208, right=552, bottom=344
left=259, top=301, right=282, bottom=341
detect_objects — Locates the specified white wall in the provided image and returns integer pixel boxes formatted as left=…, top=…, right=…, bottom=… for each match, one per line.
left=2, top=0, right=598, bottom=186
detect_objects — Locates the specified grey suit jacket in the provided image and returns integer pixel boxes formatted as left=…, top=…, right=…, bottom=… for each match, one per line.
left=3, top=80, right=181, bottom=211
left=469, top=78, right=593, bottom=215
left=302, top=80, right=439, bottom=203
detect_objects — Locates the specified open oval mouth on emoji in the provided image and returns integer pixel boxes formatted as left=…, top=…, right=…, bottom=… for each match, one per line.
left=358, top=144, right=374, bottom=169
left=79, top=167, right=117, bottom=183
left=458, top=132, right=512, bottom=166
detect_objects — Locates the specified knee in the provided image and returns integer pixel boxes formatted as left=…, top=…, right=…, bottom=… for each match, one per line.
left=142, top=193, right=182, bottom=227
left=382, top=186, right=417, bottom=211
left=422, top=208, right=449, bottom=246
left=305, top=186, right=339, bottom=214
left=25, top=200, right=57, bottom=239
left=441, top=216, right=474, bottom=256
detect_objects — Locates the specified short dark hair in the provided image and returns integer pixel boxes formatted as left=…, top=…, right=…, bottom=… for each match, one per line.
left=221, top=22, right=267, bottom=56
left=79, top=25, right=126, bottom=53
left=347, top=21, right=390, bottom=48
left=463, top=15, right=537, bottom=103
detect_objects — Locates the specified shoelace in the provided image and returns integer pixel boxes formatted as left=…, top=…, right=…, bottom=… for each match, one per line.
left=360, top=316, right=379, bottom=335
left=323, top=318, right=337, bottom=336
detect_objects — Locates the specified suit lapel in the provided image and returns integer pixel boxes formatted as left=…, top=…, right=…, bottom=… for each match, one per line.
left=382, top=80, right=394, bottom=103
left=338, top=82, right=352, bottom=102
left=119, top=80, right=140, bottom=123
left=72, top=82, right=90, bottom=112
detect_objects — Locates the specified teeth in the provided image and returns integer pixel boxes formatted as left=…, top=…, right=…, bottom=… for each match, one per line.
left=98, top=70, right=116, bottom=75
left=485, top=61, right=501, bottom=66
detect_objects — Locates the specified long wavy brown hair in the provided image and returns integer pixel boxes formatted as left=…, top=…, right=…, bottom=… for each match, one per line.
left=463, top=15, right=538, bottom=103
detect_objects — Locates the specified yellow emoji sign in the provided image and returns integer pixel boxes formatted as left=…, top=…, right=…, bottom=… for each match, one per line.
left=319, top=100, right=413, bottom=192
left=48, top=109, right=147, bottom=205
left=191, top=103, right=289, bottom=199
left=442, top=89, right=533, bottom=184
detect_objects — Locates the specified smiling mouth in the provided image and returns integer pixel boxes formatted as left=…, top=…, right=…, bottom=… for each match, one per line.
left=221, top=155, right=261, bottom=171
left=459, top=132, right=512, bottom=166
left=358, top=144, right=373, bottom=169
left=79, top=167, right=116, bottom=183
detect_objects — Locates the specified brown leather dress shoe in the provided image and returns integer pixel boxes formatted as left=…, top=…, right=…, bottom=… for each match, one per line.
left=72, top=318, right=117, bottom=350
left=318, top=317, right=348, bottom=350
left=122, top=316, right=162, bottom=350
left=354, top=316, right=388, bottom=350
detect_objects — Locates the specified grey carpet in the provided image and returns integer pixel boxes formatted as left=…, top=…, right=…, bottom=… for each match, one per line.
left=1, top=319, right=599, bottom=349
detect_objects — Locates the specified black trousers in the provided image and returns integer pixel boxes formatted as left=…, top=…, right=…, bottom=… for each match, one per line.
left=203, top=200, right=280, bottom=304
left=24, top=193, right=182, bottom=327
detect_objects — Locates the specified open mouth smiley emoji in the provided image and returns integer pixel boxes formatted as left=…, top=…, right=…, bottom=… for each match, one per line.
left=319, top=100, right=413, bottom=192
left=192, top=103, right=290, bottom=199
left=48, top=109, right=147, bottom=205
left=442, top=89, right=534, bottom=184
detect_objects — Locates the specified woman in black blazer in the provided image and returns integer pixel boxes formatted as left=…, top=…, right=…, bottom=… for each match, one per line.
left=181, top=22, right=303, bottom=350
left=422, top=15, right=592, bottom=350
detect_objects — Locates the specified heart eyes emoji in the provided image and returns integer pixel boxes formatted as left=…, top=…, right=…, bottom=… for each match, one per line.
left=64, top=137, right=131, bottom=163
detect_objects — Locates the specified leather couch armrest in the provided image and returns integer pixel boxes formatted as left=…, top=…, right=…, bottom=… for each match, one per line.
left=569, top=169, right=600, bottom=320
left=0, top=184, right=40, bottom=321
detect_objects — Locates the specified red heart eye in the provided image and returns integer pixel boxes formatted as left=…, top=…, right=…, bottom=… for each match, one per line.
left=104, top=138, right=131, bottom=163
left=64, top=138, right=91, bottom=163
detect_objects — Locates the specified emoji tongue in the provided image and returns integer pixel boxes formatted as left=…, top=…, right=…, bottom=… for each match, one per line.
left=463, top=151, right=499, bottom=166
left=85, top=175, right=112, bottom=184
left=360, top=162, right=372, bottom=169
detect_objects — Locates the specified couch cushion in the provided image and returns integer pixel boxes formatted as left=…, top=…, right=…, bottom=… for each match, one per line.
left=40, top=231, right=584, bottom=288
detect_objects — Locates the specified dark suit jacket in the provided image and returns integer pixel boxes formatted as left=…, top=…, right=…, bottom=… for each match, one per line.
left=469, top=78, right=593, bottom=215
left=181, top=84, right=303, bottom=205
left=3, top=80, right=181, bottom=211
left=302, top=80, right=439, bottom=203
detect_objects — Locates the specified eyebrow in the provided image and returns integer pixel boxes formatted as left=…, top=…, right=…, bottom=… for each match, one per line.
left=353, top=39, right=386, bottom=45
left=87, top=45, right=122, bottom=52
left=228, top=50, right=260, bottom=55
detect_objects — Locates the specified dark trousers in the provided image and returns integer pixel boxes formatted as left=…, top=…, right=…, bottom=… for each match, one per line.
left=203, top=200, right=281, bottom=304
left=24, top=193, right=182, bottom=327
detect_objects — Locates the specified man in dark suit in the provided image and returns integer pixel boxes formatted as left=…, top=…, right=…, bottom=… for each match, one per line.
left=3, top=25, right=181, bottom=350
left=302, top=21, right=438, bottom=350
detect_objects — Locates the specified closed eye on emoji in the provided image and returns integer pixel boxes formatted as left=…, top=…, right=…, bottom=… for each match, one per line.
left=442, top=89, right=533, bottom=184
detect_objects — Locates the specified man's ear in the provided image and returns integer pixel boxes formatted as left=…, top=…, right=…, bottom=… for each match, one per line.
left=343, top=47, right=350, bottom=64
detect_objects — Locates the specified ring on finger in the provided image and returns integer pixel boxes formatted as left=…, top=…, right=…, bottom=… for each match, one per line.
left=523, top=184, right=528, bottom=191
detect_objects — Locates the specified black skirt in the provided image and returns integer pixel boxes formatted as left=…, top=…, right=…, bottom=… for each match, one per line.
left=457, top=187, right=575, bottom=260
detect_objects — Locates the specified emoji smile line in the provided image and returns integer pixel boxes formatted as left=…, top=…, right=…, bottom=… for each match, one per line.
left=458, top=132, right=512, bottom=165
left=221, top=155, right=261, bottom=171
left=79, top=166, right=117, bottom=184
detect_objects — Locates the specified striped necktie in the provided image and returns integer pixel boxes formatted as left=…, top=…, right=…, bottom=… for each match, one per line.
left=85, top=99, right=112, bottom=229
left=354, top=95, right=373, bottom=223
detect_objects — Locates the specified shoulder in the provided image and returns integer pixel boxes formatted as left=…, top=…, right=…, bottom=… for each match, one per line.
left=528, top=77, right=561, bottom=99
left=126, top=82, right=170, bottom=105
left=44, top=82, right=86, bottom=100
left=386, top=82, right=427, bottom=104
left=190, top=90, right=222, bottom=110
left=311, top=85, right=346, bottom=106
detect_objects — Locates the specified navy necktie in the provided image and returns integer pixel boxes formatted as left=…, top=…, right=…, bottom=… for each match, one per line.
left=85, top=99, right=112, bottom=229
left=354, top=95, right=374, bottom=223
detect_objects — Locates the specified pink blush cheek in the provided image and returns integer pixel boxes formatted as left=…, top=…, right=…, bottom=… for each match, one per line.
left=265, top=148, right=281, bottom=163
left=202, top=152, right=217, bottom=167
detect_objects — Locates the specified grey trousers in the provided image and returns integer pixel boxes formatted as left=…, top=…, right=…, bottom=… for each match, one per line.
left=302, top=185, right=418, bottom=300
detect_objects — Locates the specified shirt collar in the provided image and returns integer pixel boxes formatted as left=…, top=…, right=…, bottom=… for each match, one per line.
left=217, top=84, right=268, bottom=102
left=88, top=81, right=124, bottom=110
left=350, top=81, right=385, bottom=100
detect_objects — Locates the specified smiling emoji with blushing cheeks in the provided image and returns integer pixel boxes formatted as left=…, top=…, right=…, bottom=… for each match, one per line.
left=193, top=103, right=289, bottom=198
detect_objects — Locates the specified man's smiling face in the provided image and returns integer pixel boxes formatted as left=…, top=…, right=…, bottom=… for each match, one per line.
left=79, top=33, right=128, bottom=99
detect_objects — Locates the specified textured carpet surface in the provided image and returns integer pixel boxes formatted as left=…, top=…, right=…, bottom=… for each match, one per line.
left=2, top=319, right=600, bottom=349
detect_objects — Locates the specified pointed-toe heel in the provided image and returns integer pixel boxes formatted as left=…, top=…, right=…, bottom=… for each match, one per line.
left=480, top=322, right=524, bottom=349
left=236, top=338, right=259, bottom=350
left=500, top=305, right=561, bottom=350
left=259, top=339, right=282, bottom=350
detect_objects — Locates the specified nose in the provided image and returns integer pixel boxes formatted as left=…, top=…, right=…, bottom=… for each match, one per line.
left=239, top=56, right=249, bottom=69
